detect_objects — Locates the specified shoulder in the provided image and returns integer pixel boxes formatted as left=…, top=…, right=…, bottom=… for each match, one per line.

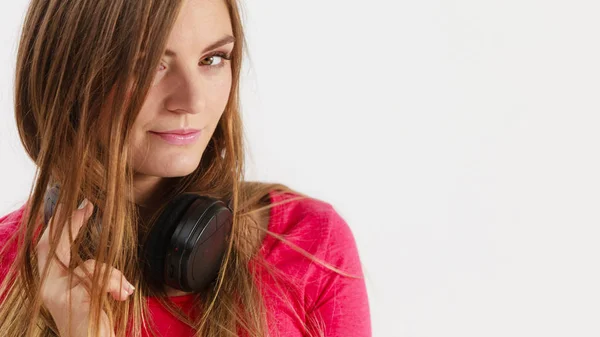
left=267, top=190, right=337, bottom=234
left=262, top=190, right=362, bottom=272
left=0, top=204, right=27, bottom=282
left=259, top=190, right=369, bottom=323
left=0, top=204, right=26, bottom=243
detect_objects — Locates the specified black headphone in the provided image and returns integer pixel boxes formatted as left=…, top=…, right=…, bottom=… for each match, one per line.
left=43, top=185, right=233, bottom=293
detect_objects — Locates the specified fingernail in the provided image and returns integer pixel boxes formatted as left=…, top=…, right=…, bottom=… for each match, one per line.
left=127, top=282, right=135, bottom=294
left=78, top=198, right=89, bottom=210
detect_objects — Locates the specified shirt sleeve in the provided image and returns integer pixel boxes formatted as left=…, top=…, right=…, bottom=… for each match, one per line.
left=305, top=206, right=372, bottom=337
left=0, top=206, right=25, bottom=302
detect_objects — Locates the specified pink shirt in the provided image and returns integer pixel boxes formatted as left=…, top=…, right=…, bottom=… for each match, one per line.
left=0, top=190, right=371, bottom=336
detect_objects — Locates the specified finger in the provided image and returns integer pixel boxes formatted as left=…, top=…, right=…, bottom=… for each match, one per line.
left=55, top=199, right=93, bottom=267
left=36, top=202, right=64, bottom=277
left=69, top=259, right=97, bottom=290
left=71, top=260, right=134, bottom=301
left=37, top=200, right=93, bottom=279
left=106, top=267, right=135, bottom=301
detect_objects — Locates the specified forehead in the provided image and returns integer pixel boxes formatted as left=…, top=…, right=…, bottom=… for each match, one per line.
left=167, top=0, right=232, bottom=50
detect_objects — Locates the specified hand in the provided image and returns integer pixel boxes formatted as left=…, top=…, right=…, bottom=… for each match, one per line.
left=36, top=199, right=134, bottom=337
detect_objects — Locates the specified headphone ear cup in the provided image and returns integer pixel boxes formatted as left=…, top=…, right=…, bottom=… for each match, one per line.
left=171, top=197, right=232, bottom=292
left=141, top=193, right=199, bottom=290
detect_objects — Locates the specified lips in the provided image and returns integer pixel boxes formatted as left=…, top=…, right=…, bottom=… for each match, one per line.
left=151, top=128, right=201, bottom=135
left=149, top=129, right=202, bottom=145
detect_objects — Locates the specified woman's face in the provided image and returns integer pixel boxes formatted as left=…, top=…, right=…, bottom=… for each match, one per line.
left=129, top=0, right=233, bottom=181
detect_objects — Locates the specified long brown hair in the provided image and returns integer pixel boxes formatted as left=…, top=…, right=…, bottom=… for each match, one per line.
left=0, top=0, right=356, bottom=336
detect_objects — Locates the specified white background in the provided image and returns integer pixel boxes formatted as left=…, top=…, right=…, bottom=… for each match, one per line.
left=2, top=1, right=600, bottom=336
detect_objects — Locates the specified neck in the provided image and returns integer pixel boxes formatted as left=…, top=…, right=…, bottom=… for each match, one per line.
left=132, top=174, right=173, bottom=227
left=133, top=175, right=166, bottom=207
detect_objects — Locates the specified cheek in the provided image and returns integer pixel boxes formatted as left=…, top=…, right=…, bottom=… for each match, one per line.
left=98, top=83, right=138, bottom=145
left=126, top=94, right=159, bottom=161
left=209, top=75, right=232, bottom=114
left=131, top=86, right=161, bottom=131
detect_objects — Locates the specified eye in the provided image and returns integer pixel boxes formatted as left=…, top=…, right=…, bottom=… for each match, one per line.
left=154, top=51, right=232, bottom=74
left=200, top=51, right=232, bottom=69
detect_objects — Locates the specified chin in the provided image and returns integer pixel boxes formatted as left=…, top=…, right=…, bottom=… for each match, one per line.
left=139, top=156, right=202, bottom=178
left=136, top=167, right=197, bottom=179
left=160, top=167, right=198, bottom=178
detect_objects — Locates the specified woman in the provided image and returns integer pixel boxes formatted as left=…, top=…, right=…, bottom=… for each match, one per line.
left=0, top=0, right=371, bottom=336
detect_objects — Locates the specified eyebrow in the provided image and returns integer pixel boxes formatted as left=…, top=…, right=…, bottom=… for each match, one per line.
left=164, top=35, right=235, bottom=57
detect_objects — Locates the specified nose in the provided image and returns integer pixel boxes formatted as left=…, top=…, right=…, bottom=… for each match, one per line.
left=163, top=66, right=205, bottom=114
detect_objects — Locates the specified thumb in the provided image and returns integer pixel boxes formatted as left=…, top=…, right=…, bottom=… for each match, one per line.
left=78, top=198, right=94, bottom=219
left=53, top=198, right=95, bottom=268
left=65, top=198, right=94, bottom=244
